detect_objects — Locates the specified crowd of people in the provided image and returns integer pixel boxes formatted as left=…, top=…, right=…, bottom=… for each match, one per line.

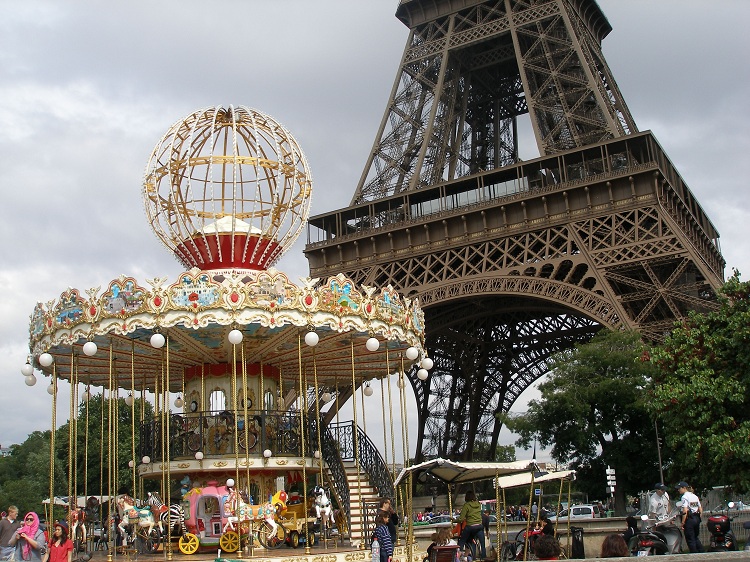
left=0, top=507, right=74, bottom=562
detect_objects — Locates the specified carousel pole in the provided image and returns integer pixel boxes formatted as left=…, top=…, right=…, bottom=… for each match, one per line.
left=349, top=339, right=364, bottom=550
left=242, top=348, right=251, bottom=555
left=298, top=335, right=311, bottom=555
left=130, top=345, right=137, bottom=500
left=165, top=337, right=173, bottom=561
left=496, top=472, right=502, bottom=562
left=99, top=386, right=106, bottom=554
left=386, top=367, right=396, bottom=479
left=312, top=346, right=323, bottom=489
left=522, top=472, right=536, bottom=562
left=397, top=362, right=409, bottom=548
left=310, top=344, right=329, bottom=549
left=107, top=345, right=113, bottom=562
left=230, top=338, right=241, bottom=560
left=48, top=365, right=57, bottom=529
left=84, top=384, right=90, bottom=524
left=68, top=351, right=74, bottom=516
left=380, top=349, right=388, bottom=470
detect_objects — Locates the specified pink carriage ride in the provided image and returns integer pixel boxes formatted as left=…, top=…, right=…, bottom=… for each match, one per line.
left=177, top=481, right=289, bottom=554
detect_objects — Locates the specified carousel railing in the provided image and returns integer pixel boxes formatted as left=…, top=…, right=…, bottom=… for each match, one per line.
left=328, top=420, right=394, bottom=500
left=139, top=409, right=316, bottom=461
left=319, top=422, right=352, bottom=536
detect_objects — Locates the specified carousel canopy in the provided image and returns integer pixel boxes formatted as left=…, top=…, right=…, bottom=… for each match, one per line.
left=27, top=270, right=426, bottom=391
left=393, top=458, right=536, bottom=486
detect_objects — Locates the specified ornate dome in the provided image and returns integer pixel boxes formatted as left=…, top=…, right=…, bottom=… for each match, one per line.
left=143, top=105, right=312, bottom=270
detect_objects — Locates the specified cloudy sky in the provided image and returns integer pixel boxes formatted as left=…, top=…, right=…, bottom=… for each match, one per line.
left=1, top=1, right=748, bottom=464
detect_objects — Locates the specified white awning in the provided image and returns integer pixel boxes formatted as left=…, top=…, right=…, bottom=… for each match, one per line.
left=495, top=469, right=575, bottom=490
left=393, top=458, right=536, bottom=487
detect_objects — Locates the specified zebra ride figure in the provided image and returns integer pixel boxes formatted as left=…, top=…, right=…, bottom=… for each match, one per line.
left=146, top=492, right=186, bottom=538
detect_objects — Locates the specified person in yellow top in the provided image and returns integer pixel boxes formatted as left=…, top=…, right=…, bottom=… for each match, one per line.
left=457, top=491, right=486, bottom=559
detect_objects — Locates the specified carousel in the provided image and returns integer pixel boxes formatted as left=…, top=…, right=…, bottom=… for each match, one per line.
left=22, top=106, right=433, bottom=560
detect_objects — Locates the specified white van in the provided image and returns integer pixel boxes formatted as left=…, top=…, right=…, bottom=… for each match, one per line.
left=548, top=504, right=600, bottom=521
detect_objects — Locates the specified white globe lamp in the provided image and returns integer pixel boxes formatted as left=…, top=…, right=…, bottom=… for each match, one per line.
left=82, top=341, right=98, bottom=356
left=417, top=369, right=429, bottom=381
left=366, top=337, right=380, bottom=352
left=421, top=357, right=434, bottom=370
left=39, top=353, right=54, bottom=367
left=150, top=333, right=165, bottom=348
left=304, top=331, right=319, bottom=347
left=405, top=347, right=419, bottom=361
left=228, top=329, right=243, bottom=345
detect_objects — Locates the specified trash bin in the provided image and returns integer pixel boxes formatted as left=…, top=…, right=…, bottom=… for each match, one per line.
left=570, top=526, right=585, bottom=559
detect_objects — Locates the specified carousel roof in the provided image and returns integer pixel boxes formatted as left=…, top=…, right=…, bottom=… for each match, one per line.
left=27, top=269, right=425, bottom=392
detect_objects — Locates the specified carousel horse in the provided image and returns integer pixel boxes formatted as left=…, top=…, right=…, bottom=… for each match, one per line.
left=116, top=494, right=156, bottom=543
left=222, top=489, right=288, bottom=535
left=146, top=492, right=186, bottom=536
left=312, top=486, right=335, bottom=529
left=68, top=500, right=87, bottom=545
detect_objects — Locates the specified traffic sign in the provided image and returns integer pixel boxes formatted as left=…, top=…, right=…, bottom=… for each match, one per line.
left=608, top=486, right=615, bottom=493
left=605, top=467, right=616, bottom=476
left=606, top=474, right=616, bottom=482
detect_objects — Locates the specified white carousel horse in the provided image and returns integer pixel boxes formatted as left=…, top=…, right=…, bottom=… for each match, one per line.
left=222, top=489, right=287, bottom=536
left=116, top=494, right=157, bottom=543
left=312, top=486, right=335, bottom=529
left=146, top=491, right=186, bottom=536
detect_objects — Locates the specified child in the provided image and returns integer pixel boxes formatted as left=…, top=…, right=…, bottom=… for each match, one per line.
left=373, top=512, right=394, bottom=562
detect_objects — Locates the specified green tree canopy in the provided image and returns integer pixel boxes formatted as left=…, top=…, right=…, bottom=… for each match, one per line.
left=649, top=271, right=750, bottom=493
left=503, top=329, right=662, bottom=504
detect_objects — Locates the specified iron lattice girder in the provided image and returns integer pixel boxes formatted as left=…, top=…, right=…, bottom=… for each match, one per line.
left=306, top=133, right=723, bottom=460
left=417, top=303, right=600, bottom=458
left=353, top=0, right=636, bottom=203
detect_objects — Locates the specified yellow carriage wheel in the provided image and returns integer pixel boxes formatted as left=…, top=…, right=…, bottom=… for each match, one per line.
left=220, top=531, right=240, bottom=553
left=178, top=533, right=200, bottom=555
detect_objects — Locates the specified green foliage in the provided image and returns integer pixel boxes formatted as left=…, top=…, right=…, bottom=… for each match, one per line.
left=0, top=395, right=152, bottom=516
left=649, top=271, right=750, bottom=493
left=503, top=329, right=662, bottom=499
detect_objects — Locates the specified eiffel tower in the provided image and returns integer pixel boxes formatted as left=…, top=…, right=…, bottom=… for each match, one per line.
left=304, top=0, right=724, bottom=461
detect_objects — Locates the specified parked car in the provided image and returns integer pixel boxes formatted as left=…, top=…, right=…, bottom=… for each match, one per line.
left=415, top=515, right=453, bottom=529
left=548, top=504, right=600, bottom=521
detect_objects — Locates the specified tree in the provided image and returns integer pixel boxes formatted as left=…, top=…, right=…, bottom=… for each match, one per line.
left=0, top=395, right=153, bottom=517
left=503, top=329, right=662, bottom=508
left=649, top=271, right=750, bottom=493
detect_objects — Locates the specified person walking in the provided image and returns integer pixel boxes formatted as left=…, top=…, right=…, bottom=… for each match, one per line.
left=0, top=507, right=20, bottom=561
left=9, top=513, right=46, bottom=562
left=676, top=481, right=703, bottom=553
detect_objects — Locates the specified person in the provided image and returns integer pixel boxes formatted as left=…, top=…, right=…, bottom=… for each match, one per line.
left=456, top=491, right=485, bottom=559
left=600, top=533, right=629, bottom=557
left=540, top=517, right=554, bottom=536
left=481, top=509, right=490, bottom=547
left=648, top=483, right=681, bottom=554
left=437, top=527, right=456, bottom=546
left=0, top=506, right=20, bottom=561
left=372, top=511, right=393, bottom=562
left=378, top=498, right=399, bottom=545
left=41, top=522, right=72, bottom=562
left=622, top=515, right=638, bottom=547
left=532, top=535, right=561, bottom=560
left=9, top=513, right=46, bottom=562
left=676, top=481, right=703, bottom=553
